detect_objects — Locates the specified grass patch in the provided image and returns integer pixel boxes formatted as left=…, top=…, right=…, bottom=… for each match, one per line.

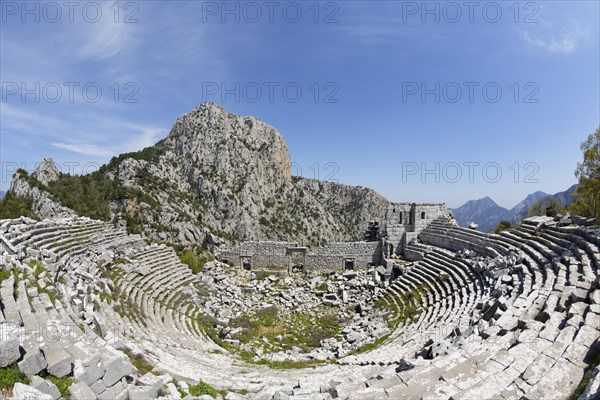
left=122, top=350, right=154, bottom=375
left=0, top=364, right=30, bottom=393
left=0, top=269, right=12, bottom=284
left=351, top=333, right=391, bottom=355
left=189, top=380, right=226, bottom=398
left=198, top=309, right=341, bottom=368
left=28, top=259, right=45, bottom=278
left=228, top=308, right=340, bottom=351
left=44, top=375, right=73, bottom=398
left=376, top=283, right=429, bottom=330
left=256, top=358, right=325, bottom=369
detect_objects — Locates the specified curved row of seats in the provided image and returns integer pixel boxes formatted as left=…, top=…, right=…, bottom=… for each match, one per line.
left=384, top=216, right=600, bottom=399
left=2, top=215, right=599, bottom=399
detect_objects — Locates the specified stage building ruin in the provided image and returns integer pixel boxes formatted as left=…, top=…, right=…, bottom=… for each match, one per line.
left=219, top=202, right=451, bottom=273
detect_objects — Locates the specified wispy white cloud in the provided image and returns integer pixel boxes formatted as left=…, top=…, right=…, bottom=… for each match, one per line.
left=2, top=103, right=167, bottom=159
left=74, top=6, right=137, bottom=61
left=51, top=142, right=115, bottom=158
left=51, top=122, right=166, bottom=157
left=517, top=4, right=591, bottom=56
left=521, top=22, right=586, bottom=54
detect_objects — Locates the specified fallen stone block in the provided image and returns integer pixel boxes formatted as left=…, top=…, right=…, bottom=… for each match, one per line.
left=74, top=355, right=106, bottom=386
left=137, top=372, right=164, bottom=396
left=69, top=382, right=97, bottom=400
left=44, top=345, right=72, bottom=377
left=17, top=348, right=47, bottom=377
left=13, top=382, right=53, bottom=400
left=165, top=382, right=181, bottom=399
left=430, top=340, right=452, bottom=358
left=97, top=379, right=127, bottom=400
left=0, top=337, right=21, bottom=367
left=102, top=355, right=132, bottom=387
left=578, top=365, right=600, bottom=400
left=30, top=376, right=61, bottom=400
left=129, top=385, right=158, bottom=400
left=90, top=379, right=107, bottom=396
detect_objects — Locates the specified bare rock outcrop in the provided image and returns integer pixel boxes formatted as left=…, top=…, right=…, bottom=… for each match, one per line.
left=8, top=103, right=388, bottom=245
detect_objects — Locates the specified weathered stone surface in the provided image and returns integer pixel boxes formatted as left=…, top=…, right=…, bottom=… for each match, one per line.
left=30, top=376, right=61, bottom=400
left=136, top=373, right=163, bottom=397
left=69, top=382, right=97, bottom=400
left=528, top=358, right=584, bottom=399
left=1, top=150, right=600, bottom=400
left=44, top=345, right=72, bottom=377
left=102, top=356, right=132, bottom=387
left=128, top=385, right=158, bottom=400
left=89, top=379, right=106, bottom=396
left=0, top=338, right=21, bottom=367
left=17, top=348, right=47, bottom=377
left=578, top=365, right=600, bottom=400
left=97, top=379, right=127, bottom=400
left=12, top=383, right=53, bottom=400
left=74, top=356, right=106, bottom=386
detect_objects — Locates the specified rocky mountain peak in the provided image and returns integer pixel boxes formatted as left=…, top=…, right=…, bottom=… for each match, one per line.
left=166, top=102, right=292, bottom=183
left=32, top=157, right=60, bottom=186
left=7, top=103, right=389, bottom=246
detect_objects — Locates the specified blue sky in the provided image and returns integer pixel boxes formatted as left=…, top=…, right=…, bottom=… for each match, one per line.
left=1, top=1, right=598, bottom=208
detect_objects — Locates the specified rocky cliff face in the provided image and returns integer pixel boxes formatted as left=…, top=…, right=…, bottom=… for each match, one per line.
left=10, top=159, right=77, bottom=220
left=8, top=103, right=389, bottom=246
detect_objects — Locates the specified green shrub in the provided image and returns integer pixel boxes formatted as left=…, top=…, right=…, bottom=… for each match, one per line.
left=189, top=380, right=220, bottom=398
left=0, top=269, right=12, bottom=284
left=0, top=192, right=37, bottom=220
left=494, top=220, right=513, bottom=234
left=178, top=250, right=208, bottom=274
left=0, top=364, right=30, bottom=390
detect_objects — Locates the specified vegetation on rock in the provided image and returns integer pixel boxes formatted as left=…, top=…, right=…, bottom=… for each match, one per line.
left=0, top=191, right=37, bottom=220
left=568, top=128, right=600, bottom=220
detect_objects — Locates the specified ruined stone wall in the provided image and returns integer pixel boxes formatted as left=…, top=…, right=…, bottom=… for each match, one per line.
left=219, top=241, right=297, bottom=271
left=384, top=203, right=450, bottom=254
left=305, top=241, right=381, bottom=272
left=219, top=240, right=381, bottom=272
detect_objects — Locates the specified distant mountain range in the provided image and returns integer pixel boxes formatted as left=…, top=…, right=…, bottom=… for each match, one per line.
left=452, top=184, right=578, bottom=232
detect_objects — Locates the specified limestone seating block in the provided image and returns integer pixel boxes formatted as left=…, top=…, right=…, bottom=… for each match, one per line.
left=30, top=376, right=61, bottom=400
left=97, top=379, right=127, bottom=400
left=43, top=344, right=73, bottom=377
left=74, top=356, right=106, bottom=386
left=13, top=382, right=54, bottom=400
left=102, top=355, right=133, bottom=387
left=128, top=385, right=158, bottom=400
left=527, top=358, right=583, bottom=400
left=0, top=337, right=21, bottom=367
left=17, top=347, right=48, bottom=377
left=69, top=381, right=97, bottom=400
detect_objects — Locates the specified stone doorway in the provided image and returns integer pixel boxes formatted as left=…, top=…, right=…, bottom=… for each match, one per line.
left=287, top=247, right=307, bottom=274
left=344, top=258, right=355, bottom=271
left=391, top=265, right=403, bottom=281
left=241, top=256, right=252, bottom=271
